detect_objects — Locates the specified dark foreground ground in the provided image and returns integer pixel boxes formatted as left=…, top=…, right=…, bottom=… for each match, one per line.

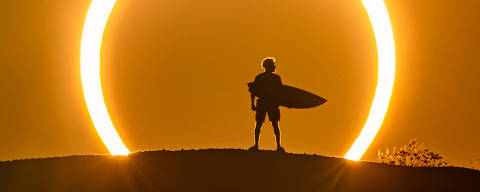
left=1, top=149, right=479, bottom=192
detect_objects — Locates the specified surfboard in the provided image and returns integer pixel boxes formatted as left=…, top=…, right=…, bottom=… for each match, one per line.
left=248, top=82, right=327, bottom=109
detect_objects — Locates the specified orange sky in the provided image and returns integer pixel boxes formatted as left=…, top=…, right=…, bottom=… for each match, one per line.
left=2, top=0, right=479, bottom=166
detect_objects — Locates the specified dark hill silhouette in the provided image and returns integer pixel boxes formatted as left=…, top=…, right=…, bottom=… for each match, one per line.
left=1, top=149, right=478, bottom=192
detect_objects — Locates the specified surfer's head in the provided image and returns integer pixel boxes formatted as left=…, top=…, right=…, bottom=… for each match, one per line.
left=262, top=57, right=276, bottom=72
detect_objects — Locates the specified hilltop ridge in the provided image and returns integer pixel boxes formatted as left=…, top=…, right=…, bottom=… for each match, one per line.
left=1, top=149, right=479, bottom=192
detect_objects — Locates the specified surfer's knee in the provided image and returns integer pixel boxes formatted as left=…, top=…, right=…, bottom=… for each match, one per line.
left=256, top=121, right=264, bottom=128
left=273, top=128, right=280, bottom=136
left=271, top=121, right=279, bottom=127
left=271, top=120, right=279, bottom=128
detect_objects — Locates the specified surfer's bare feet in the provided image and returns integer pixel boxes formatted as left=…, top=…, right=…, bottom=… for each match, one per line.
left=248, top=145, right=259, bottom=151
left=276, top=146, right=285, bottom=153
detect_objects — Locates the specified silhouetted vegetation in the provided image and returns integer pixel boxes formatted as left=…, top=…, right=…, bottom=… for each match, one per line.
left=468, top=158, right=480, bottom=171
left=378, top=138, right=448, bottom=167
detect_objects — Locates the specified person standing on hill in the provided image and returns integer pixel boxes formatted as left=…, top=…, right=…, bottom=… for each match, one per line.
left=248, top=57, right=285, bottom=152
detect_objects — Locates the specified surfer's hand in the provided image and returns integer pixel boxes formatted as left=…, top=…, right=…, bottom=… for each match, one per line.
left=251, top=105, right=257, bottom=111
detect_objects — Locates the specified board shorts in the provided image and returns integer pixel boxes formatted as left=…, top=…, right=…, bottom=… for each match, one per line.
left=255, top=99, right=280, bottom=122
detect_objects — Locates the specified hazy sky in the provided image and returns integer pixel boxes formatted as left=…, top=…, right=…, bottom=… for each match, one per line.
left=2, top=0, right=479, bottom=166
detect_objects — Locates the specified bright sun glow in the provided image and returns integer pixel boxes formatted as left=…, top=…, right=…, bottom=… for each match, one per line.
left=80, top=0, right=394, bottom=159
left=344, top=0, right=396, bottom=161
left=81, top=0, right=129, bottom=155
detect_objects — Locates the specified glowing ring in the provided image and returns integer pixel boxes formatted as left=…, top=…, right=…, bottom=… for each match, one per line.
left=81, top=0, right=129, bottom=155
left=80, top=0, right=395, bottom=160
left=345, top=0, right=395, bottom=161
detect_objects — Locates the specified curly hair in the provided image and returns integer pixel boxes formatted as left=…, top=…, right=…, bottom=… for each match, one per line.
left=262, top=57, right=276, bottom=69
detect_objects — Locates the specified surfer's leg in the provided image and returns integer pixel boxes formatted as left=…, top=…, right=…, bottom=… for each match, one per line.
left=254, top=121, right=263, bottom=147
left=254, top=107, right=266, bottom=148
left=268, top=107, right=281, bottom=149
left=272, top=121, right=281, bottom=148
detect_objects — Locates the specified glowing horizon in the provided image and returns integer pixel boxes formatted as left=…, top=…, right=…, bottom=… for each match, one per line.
left=81, top=0, right=129, bottom=155
left=344, top=0, right=396, bottom=161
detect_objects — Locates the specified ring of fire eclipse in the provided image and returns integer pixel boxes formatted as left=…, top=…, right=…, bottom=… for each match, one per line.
left=80, top=0, right=395, bottom=160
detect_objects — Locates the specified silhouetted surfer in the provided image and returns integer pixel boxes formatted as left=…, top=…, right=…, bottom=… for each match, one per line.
left=248, top=57, right=285, bottom=152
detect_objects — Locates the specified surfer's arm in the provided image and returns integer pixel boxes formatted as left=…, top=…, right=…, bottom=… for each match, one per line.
left=250, top=94, right=256, bottom=110
left=249, top=80, right=257, bottom=111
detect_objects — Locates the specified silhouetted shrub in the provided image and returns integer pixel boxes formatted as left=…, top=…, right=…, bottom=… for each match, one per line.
left=378, top=138, right=447, bottom=167
left=469, top=159, right=480, bottom=171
